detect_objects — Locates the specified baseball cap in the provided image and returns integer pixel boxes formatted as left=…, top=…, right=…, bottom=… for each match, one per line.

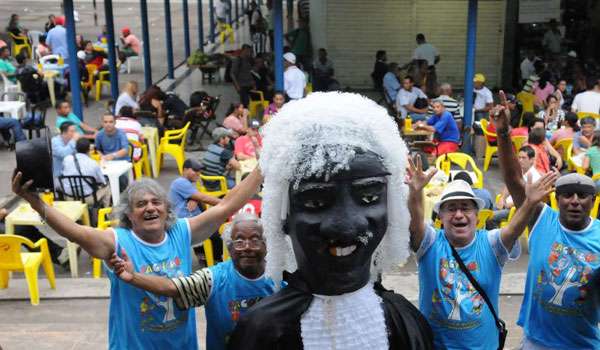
left=121, top=27, right=131, bottom=35
left=183, top=159, right=203, bottom=171
left=283, top=52, right=296, bottom=64
left=249, top=120, right=261, bottom=129
left=473, top=73, right=486, bottom=83
left=433, top=180, right=485, bottom=214
left=555, top=173, right=596, bottom=197
left=212, top=127, right=234, bottom=140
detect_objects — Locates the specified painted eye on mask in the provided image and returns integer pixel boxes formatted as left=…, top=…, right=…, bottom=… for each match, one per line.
left=303, top=199, right=328, bottom=210
left=360, top=194, right=380, bottom=205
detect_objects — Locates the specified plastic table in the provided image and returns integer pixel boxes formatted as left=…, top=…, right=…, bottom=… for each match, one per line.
left=0, top=101, right=26, bottom=119
left=101, top=160, right=133, bottom=206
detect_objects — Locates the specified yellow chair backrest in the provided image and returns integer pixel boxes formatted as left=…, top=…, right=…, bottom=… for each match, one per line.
left=479, top=119, right=496, bottom=145
left=434, top=209, right=494, bottom=230
left=549, top=192, right=558, bottom=210
left=0, top=235, right=37, bottom=270
left=198, top=174, right=228, bottom=198
left=576, top=112, right=600, bottom=120
left=591, top=194, right=600, bottom=219
left=553, top=138, right=572, bottom=156
left=511, top=135, right=527, bottom=152
left=97, top=207, right=115, bottom=229
left=249, top=90, right=266, bottom=103
left=517, top=91, right=535, bottom=114
left=161, top=122, right=190, bottom=148
left=435, top=152, right=484, bottom=189
left=566, top=143, right=585, bottom=174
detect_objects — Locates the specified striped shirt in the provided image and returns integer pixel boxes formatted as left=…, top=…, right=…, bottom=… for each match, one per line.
left=202, top=143, right=233, bottom=176
left=427, top=95, right=461, bottom=120
left=171, top=268, right=213, bottom=309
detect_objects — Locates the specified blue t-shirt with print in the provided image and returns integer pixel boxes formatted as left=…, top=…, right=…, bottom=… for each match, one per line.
left=417, top=226, right=520, bottom=350
left=205, top=259, right=276, bottom=350
left=169, top=177, right=202, bottom=218
left=106, top=219, right=198, bottom=350
left=518, top=204, right=600, bottom=349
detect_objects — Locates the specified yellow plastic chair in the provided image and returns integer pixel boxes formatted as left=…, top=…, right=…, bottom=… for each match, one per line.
left=590, top=193, right=600, bottom=219
left=95, top=70, right=112, bottom=101
left=198, top=174, right=229, bottom=198
left=157, top=122, right=191, bottom=176
left=92, top=208, right=117, bottom=279
left=0, top=235, right=56, bottom=305
left=566, top=144, right=585, bottom=175
left=434, top=208, right=493, bottom=230
left=201, top=223, right=232, bottom=267
left=435, top=152, right=484, bottom=189
left=248, top=90, right=270, bottom=119
left=576, top=112, right=600, bottom=120
left=553, top=138, right=572, bottom=167
left=517, top=91, right=535, bottom=121
left=9, top=32, right=32, bottom=57
left=129, top=139, right=151, bottom=179
left=511, top=135, right=527, bottom=153
left=479, top=119, right=498, bottom=171
left=218, top=22, right=235, bottom=44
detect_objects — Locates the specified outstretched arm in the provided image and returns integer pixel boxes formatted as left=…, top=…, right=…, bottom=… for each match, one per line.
left=187, top=167, right=263, bottom=245
left=109, top=250, right=178, bottom=297
left=501, top=170, right=558, bottom=250
left=406, top=155, right=437, bottom=252
left=12, top=172, right=115, bottom=260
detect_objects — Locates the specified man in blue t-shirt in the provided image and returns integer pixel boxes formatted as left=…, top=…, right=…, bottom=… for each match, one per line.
left=95, top=114, right=130, bottom=161
left=414, top=99, right=460, bottom=155
left=407, top=154, right=557, bottom=350
left=494, top=93, right=600, bottom=349
left=169, top=159, right=221, bottom=218
left=109, top=213, right=277, bottom=350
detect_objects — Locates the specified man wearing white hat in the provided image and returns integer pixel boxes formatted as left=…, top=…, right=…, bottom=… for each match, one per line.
left=283, top=52, right=306, bottom=100
left=407, top=154, right=558, bottom=350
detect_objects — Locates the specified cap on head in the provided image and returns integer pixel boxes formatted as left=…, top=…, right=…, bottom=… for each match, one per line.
left=55, top=16, right=65, bottom=26
left=183, top=159, right=203, bottom=171
left=473, top=73, right=486, bottom=83
left=212, top=127, right=233, bottom=140
left=283, top=52, right=296, bottom=64
left=555, top=173, right=596, bottom=197
left=434, top=180, right=485, bottom=214
left=121, top=27, right=130, bottom=35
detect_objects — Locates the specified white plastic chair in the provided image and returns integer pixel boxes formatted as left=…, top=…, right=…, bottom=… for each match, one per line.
left=39, top=54, right=60, bottom=65
left=126, top=41, right=143, bottom=74
left=0, top=72, right=21, bottom=96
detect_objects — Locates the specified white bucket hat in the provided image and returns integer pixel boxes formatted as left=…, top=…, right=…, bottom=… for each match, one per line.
left=433, top=180, right=485, bottom=214
left=283, top=52, right=296, bottom=64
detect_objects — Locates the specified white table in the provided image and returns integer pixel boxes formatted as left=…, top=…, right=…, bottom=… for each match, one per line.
left=0, top=101, right=26, bottom=119
left=101, top=160, right=133, bottom=205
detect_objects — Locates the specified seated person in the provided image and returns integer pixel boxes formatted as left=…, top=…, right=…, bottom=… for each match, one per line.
left=95, top=114, right=129, bottom=161
left=452, top=171, right=493, bottom=209
left=114, top=81, right=139, bottom=115
left=202, top=127, right=240, bottom=189
left=490, top=145, right=541, bottom=228
left=223, top=103, right=249, bottom=138
left=525, top=127, right=562, bottom=174
left=118, top=27, right=141, bottom=65
left=396, top=75, right=428, bottom=121
left=263, top=91, right=285, bottom=123
left=382, top=62, right=401, bottom=105
left=61, top=138, right=111, bottom=207
left=55, top=100, right=97, bottom=139
left=414, top=99, right=460, bottom=155
left=83, top=40, right=108, bottom=72
left=37, top=35, right=51, bottom=57
left=550, top=112, right=577, bottom=147
left=583, top=130, right=600, bottom=185
left=0, top=46, right=17, bottom=82
left=115, top=106, right=143, bottom=142
left=15, top=53, right=51, bottom=104
left=51, top=122, right=78, bottom=180
left=169, top=159, right=221, bottom=218
left=234, top=120, right=262, bottom=160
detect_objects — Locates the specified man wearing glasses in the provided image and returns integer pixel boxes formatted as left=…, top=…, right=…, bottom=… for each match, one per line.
left=109, top=212, right=275, bottom=350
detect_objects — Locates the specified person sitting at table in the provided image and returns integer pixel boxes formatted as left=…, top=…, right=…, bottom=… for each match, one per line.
left=0, top=207, right=69, bottom=267
left=51, top=122, right=78, bottom=180
left=138, top=85, right=167, bottom=127
left=263, top=91, right=285, bottom=123
left=235, top=120, right=262, bottom=160
left=15, top=53, right=52, bottom=104
left=414, top=99, right=460, bottom=156
left=61, top=138, right=111, bottom=207
left=202, top=127, right=240, bottom=189
left=83, top=40, right=108, bottom=73
left=223, top=102, right=249, bottom=138
left=115, top=106, right=143, bottom=142
left=118, top=27, right=141, bottom=72
left=37, top=35, right=51, bottom=58
left=55, top=100, right=97, bottom=139
left=537, top=94, right=564, bottom=131
left=396, top=75, right=429, bottom=122
left=0, top=112, right=27, bottom=146
left=0, top=46, right=17, bottom=83
left=95, top=114, right=129, bottom=161
left=115, top=81, right=139, bottom=115
left=550, top=112, right=578, bottom=153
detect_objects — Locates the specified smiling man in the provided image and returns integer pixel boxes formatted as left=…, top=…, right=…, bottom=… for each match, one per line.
left=228, top=92, right=434, bottom=349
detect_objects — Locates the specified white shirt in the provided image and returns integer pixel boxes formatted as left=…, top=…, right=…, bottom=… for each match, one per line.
left=115, top=92, right=139, bottom=116
left=412, top=43, right=438, bottom=66
left=284, top=66, right=306, bottom=100
left=474, top=86, right=493, bottom=111
left=115, top=117, right=142, bottom=142
left=506, top=167, right=541, bottom=207
left=61, top=153, right=106, bottom=196
left=396, top=86, right=427, bottom=118
left=571, top=90, right=600, bottom=114
left=520, top=58, right=538, bottom=81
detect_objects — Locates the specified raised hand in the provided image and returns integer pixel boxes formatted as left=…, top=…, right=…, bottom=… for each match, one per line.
left=11, top=171, right=36, bottom=201
left=490, top=90, right=511, bottom=132
left=108, top=249, right=135, bottom=283
left=406, top=154, right=437, bottom=192
left=525, top=170, right=559, bottom=205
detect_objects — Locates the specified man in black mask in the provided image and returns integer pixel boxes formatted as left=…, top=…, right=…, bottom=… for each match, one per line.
left=228, top=92, right=433, bottom=349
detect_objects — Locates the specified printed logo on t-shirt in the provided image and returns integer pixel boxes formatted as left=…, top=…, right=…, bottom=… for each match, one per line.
left=228, top=296, right=265, bottom=322
left=430, top=258, right=484, bottom=329
left=138, top=257, right=187, bottom=332
left=534, top=242, right=599, bottom=317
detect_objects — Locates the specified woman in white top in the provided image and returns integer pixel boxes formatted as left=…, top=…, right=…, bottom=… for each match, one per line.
left=115, top=81, right=139, bottom=115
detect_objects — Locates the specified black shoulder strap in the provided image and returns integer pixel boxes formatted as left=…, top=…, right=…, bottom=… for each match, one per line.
left=449, top=243, right=505, bottom=332
left=73, top=153, right=84, bottom=176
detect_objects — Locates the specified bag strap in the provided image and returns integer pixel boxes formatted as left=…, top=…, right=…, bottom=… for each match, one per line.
left=73, top=153, right=84, bottom=176
left=449, top=243, right=505, bottom=331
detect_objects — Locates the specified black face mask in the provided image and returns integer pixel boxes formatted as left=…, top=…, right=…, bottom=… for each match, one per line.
left=285, top=151, right=390, bottom=295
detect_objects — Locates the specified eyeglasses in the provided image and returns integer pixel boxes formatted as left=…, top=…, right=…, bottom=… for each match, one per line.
left=231, top=238, right=264, bottom=251
left=441, top=206, right=477, bottom=214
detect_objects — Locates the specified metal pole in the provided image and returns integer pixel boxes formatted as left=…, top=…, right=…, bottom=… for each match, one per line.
left=463, top=0, right=478, bottom=129
left=140, top=0, right=152, bottom=89
left=228, top=0, right=233, bottom=25
left=104, top=0, right=119, bottom=102
left=63, top=0, right=83, bottom=120
left=286, top=0, right=293, bottom=32
left=197, top=0, right=205, bottom=50
left=274, top=0, right=284, bottom=91
left=209, top=0, right=216, bottom=43
left=235, top=0, right=239, bottom=23
left=93, top=0, right=98, bottom=26
left=164, top=0, right=175, bottom=79
left=183, top=0, right=191, bottom=58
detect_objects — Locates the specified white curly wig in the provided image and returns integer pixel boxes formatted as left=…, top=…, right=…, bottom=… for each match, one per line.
left=259, top=92, right=411, bottom=289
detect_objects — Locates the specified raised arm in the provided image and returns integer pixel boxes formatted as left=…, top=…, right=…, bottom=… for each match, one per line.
left=406, top=155, right=437, bottom=252
left=12, top=172, right=115, bottom=260
left=187, top=167, right=263, bottom=245
left=109, top=250, right=178, bottom=297
left=500, top=171, right=558, bottom=250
